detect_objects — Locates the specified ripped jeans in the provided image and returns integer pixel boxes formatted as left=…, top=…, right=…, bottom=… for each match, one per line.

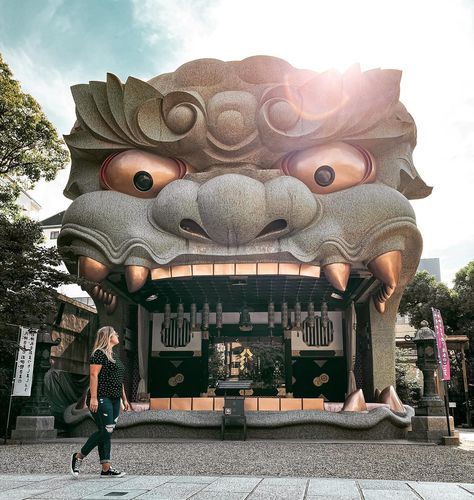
left=81, top=397, right=121, bottom=463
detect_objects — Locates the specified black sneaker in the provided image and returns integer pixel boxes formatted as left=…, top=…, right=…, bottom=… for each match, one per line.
left=100, top=468, right=126, bottom=478
left=70, top=452, right=83, bottom=478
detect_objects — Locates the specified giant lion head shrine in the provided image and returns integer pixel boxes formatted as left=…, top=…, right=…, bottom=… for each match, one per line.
left=53, top=56, right=432, bottom=439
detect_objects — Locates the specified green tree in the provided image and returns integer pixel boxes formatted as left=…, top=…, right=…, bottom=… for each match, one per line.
left=398, top=270, right=457, bottom=332
left=453, top=261, right=474, bottom=343
left=0, top=53, right=74, bottom=435
left=0, top=53, right=68, bottom=210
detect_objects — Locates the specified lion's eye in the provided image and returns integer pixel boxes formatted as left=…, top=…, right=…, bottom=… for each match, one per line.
left=100, top=150, right=191, bottom=198
left=280, top=142, right=375, bottom=194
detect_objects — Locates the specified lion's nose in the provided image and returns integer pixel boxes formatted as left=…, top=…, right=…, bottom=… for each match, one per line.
left=196, top=174, right=267, bottom=245
left=151, top=174, right=317, bottom=245
left=196, top=174, right=316, bottom=245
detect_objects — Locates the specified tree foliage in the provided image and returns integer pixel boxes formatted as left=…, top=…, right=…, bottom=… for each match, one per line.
left=0, top=54, right=74, bottom=403
left=0, top=53, right=68, bottom=198
left=453, top=261, right=474, bottom=341
left=398, top=271, right=457, bottom=332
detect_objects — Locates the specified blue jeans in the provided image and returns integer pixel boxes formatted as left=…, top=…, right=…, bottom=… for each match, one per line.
left=81, top=397, right=120, bottom=463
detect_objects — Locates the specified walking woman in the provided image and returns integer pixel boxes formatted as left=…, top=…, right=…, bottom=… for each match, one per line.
left=70, top=326, right=130, bottom=478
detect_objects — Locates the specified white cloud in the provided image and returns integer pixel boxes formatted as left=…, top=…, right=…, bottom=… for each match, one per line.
left=3, top=47, right=77, bottom=134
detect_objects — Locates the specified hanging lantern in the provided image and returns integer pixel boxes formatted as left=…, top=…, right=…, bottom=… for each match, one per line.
left=308, top=302, right=315, bottom=327
left=216, top=302, right=223, bottom=329
left=164, top=303, right=171, bottom=329
left=190, top=303, right=197, bottom=330
left=281, top=302, right=288, bottom=329
left=295, top=302, right=301, bottom=328
left=321, top=301, right=329, bottom=329
left=202, top=302, right=209, bottom=331
left=268, top=302, right=275, bottom=329
left=177, top=303, right=184, bottom=329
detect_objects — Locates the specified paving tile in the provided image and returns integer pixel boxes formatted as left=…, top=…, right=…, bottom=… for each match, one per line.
left=200, top=476, right=262, bottom=493
left=458, top=483, right=474, bottom=494
left=116, top=476, right=175, bottom=489
left=0, top=474, right=59, bottom=482
left=0, top=489, right=49, bottom=500
left=247, top=486, right=305, bottom=500
left=134, top=482, right=206, bottom=499
left=247, top=478, right=307, bottom=499
left=409, top=481, right=473, bottom=500
left=362, top=490, right=420, bottom=500
left=189, top=493, right=248, bottom=500
left=306, top=496, right=360, bottom=500
left=258, top=478, right=308, bottom=487
left=33, top=482, right=121, bottom=499
left=168, top=476, right=218, bottom=484
left=0, top=481, right=30, bottom=491
left=307, top=479, right=360, bottom=498
left=83, top=489, right=148, bottom=499
left=358, top=480, right=411, bottom=491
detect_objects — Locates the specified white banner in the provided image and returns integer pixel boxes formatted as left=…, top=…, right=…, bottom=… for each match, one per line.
left=12, top=328, right=37, bottom=397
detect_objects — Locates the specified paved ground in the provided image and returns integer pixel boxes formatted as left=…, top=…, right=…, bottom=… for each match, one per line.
left=0, top=432, right=472, bottom=498
left=1, top=436, right=473, bottom=482
left=0, top=474, right=473, bottom=500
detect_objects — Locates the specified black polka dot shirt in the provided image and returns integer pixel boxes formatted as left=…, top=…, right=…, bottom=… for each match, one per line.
left=89, top=349, right=125, bottom=399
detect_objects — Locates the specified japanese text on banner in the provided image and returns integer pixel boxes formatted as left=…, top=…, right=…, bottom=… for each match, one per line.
left=12, top=327, right=37, bottom=396
left=431, top=308, right=451, bottom=381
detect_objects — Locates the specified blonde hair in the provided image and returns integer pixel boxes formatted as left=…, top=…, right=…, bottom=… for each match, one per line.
left=91, top=326, right=117, bottom=363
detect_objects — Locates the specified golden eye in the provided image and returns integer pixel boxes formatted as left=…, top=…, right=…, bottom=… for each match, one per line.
left=280, top=142, right=375, bottom=194
left=100, top=150, right=192, bottom=198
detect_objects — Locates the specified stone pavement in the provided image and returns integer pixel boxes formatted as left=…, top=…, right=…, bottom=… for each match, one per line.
left=0, top=474, right=473, bottom=499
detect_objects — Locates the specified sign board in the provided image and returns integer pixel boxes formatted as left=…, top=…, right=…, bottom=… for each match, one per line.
left=432, top=308, right=451, bottom=381
left=12, top=328, right=37, bottom=396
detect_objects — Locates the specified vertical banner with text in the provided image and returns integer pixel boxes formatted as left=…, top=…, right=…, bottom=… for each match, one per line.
left=432, top=308, right=451, bottom=381
left=12, top=328, right=37, bottom=396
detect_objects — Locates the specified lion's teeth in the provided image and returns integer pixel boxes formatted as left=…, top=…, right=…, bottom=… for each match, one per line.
left=367, top=250, right=401, bottom=289
left=379, top=385, right=405, bottom=413
left=373, top=296, right=386, bottom=314
left=125, top=265, right=149, bottom=293
left=78, top=256, right=110, bottom=282
left=323, top=262, right=351, bottom=292
left=104, top=292, right=114, bottom=305
left=341, top=389, right=367, bottom=412
left=106, top=295, right=118, bottom=314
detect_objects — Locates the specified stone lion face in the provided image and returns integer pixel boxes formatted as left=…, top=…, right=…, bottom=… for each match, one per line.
left=58, top=56, right=430, bottom=314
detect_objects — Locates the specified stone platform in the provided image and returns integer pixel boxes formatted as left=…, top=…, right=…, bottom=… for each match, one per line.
left=65, top=405, right=414, bottom=440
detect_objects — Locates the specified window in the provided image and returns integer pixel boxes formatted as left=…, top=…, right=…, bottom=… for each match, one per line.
left=50, top=231, right=60, bottom=239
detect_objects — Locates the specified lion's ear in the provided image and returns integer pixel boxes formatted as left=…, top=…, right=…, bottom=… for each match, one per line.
left=398, top=169, right=432, bottom=199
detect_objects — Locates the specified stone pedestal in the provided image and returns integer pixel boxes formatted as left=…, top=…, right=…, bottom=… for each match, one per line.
left=408, top=415, right=456, bottom=443
left=11, top=416, right=57, bottom=441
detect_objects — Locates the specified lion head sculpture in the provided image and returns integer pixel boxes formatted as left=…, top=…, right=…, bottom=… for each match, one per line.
left=59, top=56, right=429, bottom=322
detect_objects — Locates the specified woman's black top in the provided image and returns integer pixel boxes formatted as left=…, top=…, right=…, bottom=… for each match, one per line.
left=89, top=349, right=125, bottom=399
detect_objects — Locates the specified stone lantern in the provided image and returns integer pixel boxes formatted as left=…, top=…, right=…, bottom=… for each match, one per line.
left=408, top=320, right=458, bottom=444
left=413, top=320, right=445, bottom=416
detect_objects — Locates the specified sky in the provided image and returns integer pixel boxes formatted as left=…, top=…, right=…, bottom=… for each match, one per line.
left=0, top=0, right=473, bottom=285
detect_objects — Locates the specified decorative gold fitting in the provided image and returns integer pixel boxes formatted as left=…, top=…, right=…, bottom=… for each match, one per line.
left=323, top=262, right=351, bottom=291
left=150, top=262, right=321, bottom=280
left=125, top=265, right=149, bottom=293
left=95, top=286, right=105, bottom=302
left=379, top=385, right=405, bottom=413
left=367, top=250, right=402, bottom=289
left=104, top=292, right=113, bottom=306
left=78, top=256, right=110, bottom=282
left=106, top=295, right=118, bottom=315
left=89, top=285, right=100, bottom=299
left=373, top=296, right=386, bottom=314
left=341, top=389, right=368, bottom=412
